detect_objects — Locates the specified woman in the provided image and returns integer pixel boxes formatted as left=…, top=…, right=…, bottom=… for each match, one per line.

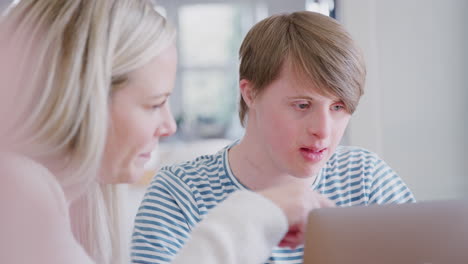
left=2, top=1, right=176, bottom=263
left=0, top=1, right=332, bottom=263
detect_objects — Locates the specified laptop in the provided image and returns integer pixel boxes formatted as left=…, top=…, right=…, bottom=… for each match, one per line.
left=303, top=200, right=468, bottom=264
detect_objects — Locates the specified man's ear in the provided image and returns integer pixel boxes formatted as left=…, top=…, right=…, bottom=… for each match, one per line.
left=239, top=79, right=255, bottom=107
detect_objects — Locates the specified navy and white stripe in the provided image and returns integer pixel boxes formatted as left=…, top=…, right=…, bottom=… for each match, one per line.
left=131, top=145, right=415, bottom=264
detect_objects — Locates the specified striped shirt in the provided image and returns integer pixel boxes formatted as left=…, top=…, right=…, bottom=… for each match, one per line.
left=131, top=145, right=415, bottom=264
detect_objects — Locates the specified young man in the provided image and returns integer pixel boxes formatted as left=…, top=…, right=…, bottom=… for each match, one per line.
left=131, top=11, right=415, bottom=264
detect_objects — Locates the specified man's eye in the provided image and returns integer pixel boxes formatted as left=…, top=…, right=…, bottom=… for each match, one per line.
left=295, top=102, right=310, bottom=110
left=331, top=104, right=345, bottom=111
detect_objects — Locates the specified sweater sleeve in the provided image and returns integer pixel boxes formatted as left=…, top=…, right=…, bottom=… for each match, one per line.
left=171, top=190, right=288, bottom=264
left=0, top=154, right=94, bottom=264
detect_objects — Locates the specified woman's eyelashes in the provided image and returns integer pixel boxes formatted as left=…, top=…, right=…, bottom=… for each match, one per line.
left=148, top=98, right=168, bottom=111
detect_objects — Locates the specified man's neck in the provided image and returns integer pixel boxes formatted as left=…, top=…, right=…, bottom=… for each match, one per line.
left=228, top=135, right=316, bottom=191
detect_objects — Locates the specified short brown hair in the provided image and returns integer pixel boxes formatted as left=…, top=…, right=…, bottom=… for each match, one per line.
left=238, top=11, right=366, bottom=126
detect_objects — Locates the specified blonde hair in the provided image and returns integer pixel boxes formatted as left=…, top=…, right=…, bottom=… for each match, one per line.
left=239, top=11, right=366, bottom=126
left=3, top=0, right=175, bottom=263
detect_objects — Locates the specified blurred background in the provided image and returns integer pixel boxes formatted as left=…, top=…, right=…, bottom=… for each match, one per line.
left=1, top=0, right=466, bottom=204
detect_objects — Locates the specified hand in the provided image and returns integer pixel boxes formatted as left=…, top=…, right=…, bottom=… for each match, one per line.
left=258, top=182, right=335, bottom=248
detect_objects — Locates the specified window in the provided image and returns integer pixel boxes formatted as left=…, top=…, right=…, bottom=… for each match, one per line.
left=306, top=0, right=336, bottom=17
left=158, top=0, right=268, bottom=141
left=178, top=4, right=245, bottom=139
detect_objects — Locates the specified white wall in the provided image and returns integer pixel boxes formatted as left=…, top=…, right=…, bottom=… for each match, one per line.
left=342, top=0, right=468, bottom=200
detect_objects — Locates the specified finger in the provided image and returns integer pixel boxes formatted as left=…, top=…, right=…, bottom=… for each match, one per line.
left=278, top=232, right=304, bottom=249
left=279, top=240, right=300, bottom=249
left=281, top=229, right=304, bottom=244
left=287, top=223, right=302, bottom=232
